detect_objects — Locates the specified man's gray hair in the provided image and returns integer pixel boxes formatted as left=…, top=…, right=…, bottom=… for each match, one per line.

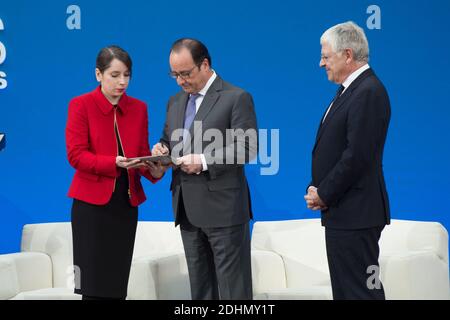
left=320, top=21, right=369, bottom=62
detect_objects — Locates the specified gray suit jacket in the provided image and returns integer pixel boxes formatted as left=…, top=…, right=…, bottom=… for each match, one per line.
left=161, top=76, right=258, bottom=227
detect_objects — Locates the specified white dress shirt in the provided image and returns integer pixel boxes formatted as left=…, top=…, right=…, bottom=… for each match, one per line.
left=195, top=70, right=217, bottom=112
left=191, top=70, right=217, bottom=172
left=322, top=64, right=370, bottom=122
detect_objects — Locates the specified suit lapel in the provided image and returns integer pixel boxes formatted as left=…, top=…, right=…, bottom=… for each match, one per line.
left=316, top=88, right=351, bottom=137
left=176, top=93, right=189, bottom=132
left=189, top=77, right=222, bottom=140
left=312, top=69, right=374, bottom=154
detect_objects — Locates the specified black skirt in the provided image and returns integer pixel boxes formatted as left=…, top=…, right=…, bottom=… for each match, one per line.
left=71, top=169, right=137, bottom=299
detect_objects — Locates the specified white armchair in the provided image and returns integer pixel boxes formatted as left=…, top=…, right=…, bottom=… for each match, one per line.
left=0, top=221, right=185, bottom=300
left=251, top=219, right=450, bottom=300
left=2, top=218, right=448, bottom=300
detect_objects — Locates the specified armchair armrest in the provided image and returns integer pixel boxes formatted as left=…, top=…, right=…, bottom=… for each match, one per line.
left=0, top=252, right=52, bottom=300
left=148, top=252, right=191, bottom=300
left=251, top=250, right=287, bottom=295
left=127, top=256, right=158, bottom=300
left=381, top=250, right=450, bottom=300
left=128, top=252, right=189, bottom=300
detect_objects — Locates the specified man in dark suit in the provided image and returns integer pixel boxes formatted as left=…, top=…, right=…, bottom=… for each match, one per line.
left=304, top=21, right=391, bottom=300
left=152, top=38, right=257, bottom=300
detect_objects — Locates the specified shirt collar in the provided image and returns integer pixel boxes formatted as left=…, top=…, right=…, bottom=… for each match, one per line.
left=195, top=70, right=217, bottom=97
left=92, top=85, right=129, bottom=115
left=342, top=64, right=370, bottom=92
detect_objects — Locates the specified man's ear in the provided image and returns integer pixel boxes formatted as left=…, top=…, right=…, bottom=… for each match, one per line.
left=201, top=58, right=210, bottom=70
left=345, top=48, right=354, bottom=64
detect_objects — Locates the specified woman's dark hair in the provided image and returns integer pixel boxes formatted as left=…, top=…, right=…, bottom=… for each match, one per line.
left=96, top=45, right=132, bottom=76
left=170, top=38, right=211, bottom=67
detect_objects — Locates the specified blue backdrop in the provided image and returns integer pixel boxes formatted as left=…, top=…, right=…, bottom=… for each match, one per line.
left=1, top=0, right=450, bottom=254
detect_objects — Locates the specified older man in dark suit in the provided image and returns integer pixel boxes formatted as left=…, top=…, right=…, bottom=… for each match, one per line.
left=152, top=38, right=257, bottom=300
left=305, top=21, right=391, bottom=300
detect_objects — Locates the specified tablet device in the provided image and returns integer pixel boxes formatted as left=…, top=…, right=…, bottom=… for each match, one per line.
left=127, top=155, right=175, bottom=166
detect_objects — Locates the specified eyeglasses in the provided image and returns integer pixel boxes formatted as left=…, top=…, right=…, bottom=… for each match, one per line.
left=320, top=53, right=337, bottom=62
left=321, top=49, right=346, bottom=62
left=168, top=65, right=199, bottom=80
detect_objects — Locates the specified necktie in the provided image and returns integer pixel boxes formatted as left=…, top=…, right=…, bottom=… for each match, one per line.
left=183, top=93, right=200, bottom=143
left=322, top=85, right=345, bottom=123
left=333, top=85, right=345, bottom=103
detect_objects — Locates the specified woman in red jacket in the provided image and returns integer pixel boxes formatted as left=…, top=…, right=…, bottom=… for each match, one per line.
left=65, top=45, right=164, bottom=300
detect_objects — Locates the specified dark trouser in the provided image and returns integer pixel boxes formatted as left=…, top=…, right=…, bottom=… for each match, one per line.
left=179, top=203, right=252, bottom=300
left=325, top=226, right=385, bottom=300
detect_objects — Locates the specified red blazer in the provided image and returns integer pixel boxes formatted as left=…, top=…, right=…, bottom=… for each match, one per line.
left=65, top=86, right=159, bottom=207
